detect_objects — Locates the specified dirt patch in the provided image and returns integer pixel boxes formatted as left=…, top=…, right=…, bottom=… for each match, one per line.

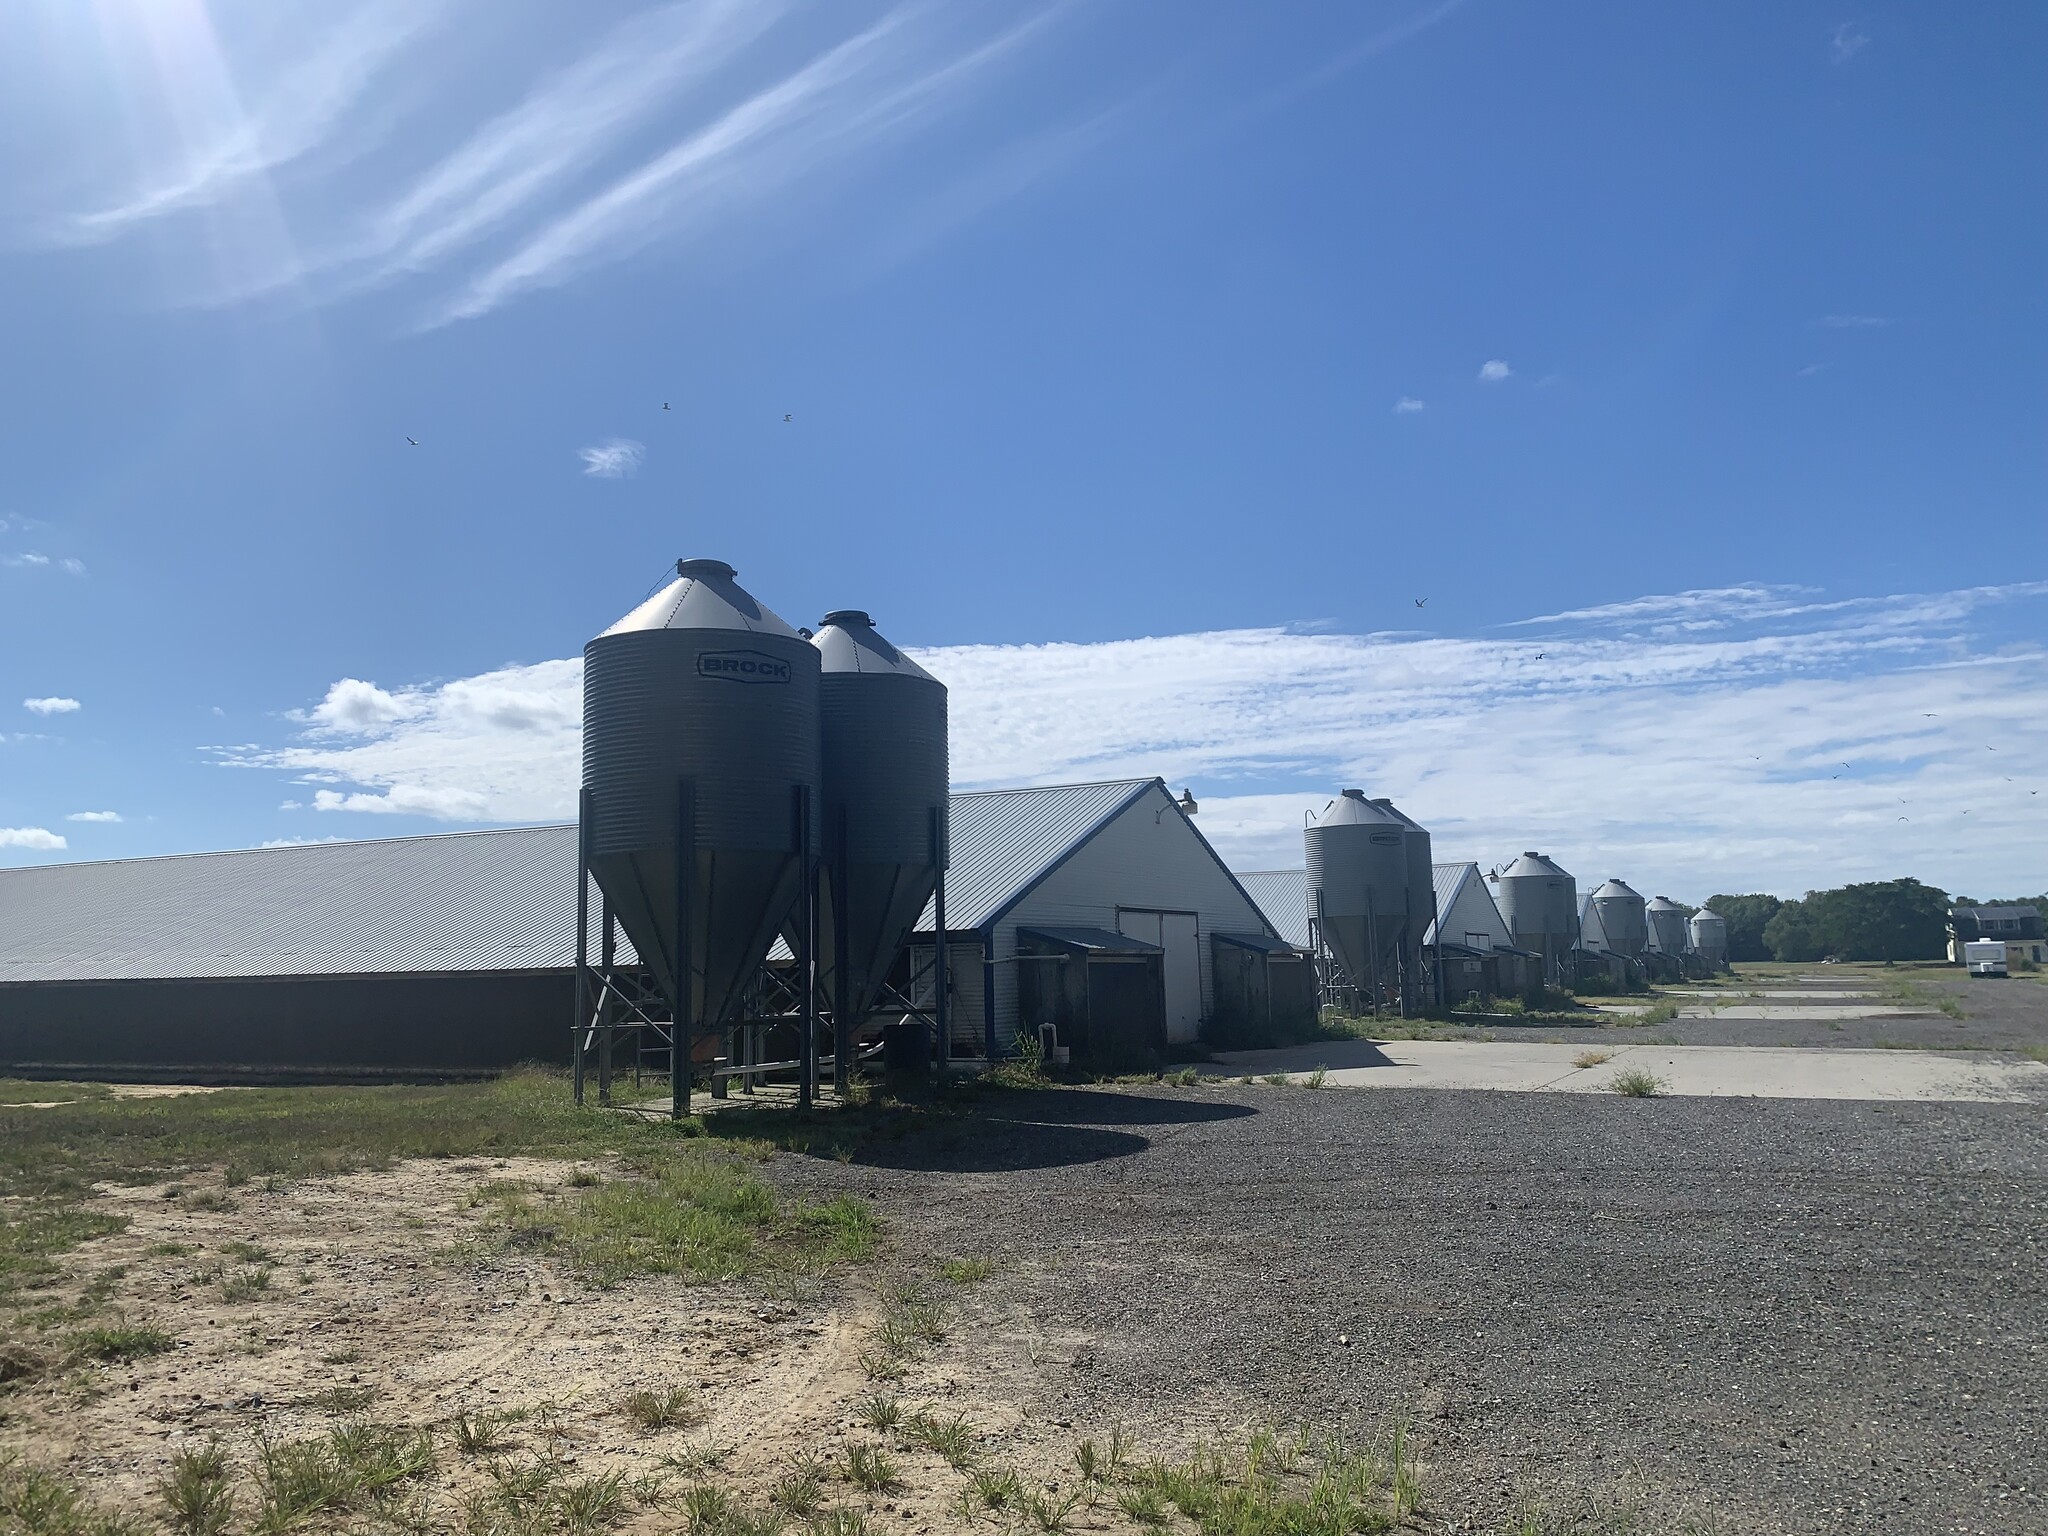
left=2, top=1154, right=1324, bottom=1532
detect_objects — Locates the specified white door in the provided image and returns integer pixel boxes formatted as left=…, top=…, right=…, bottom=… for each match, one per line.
left=1119, top=909, right=1202, bottom=1045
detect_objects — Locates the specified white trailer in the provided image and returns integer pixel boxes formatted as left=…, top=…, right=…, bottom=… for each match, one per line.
left=1963, top=940, right=2009, bottom=978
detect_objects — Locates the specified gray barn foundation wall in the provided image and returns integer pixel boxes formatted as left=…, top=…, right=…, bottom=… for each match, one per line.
left=0, top=972, right=572, bottom=1079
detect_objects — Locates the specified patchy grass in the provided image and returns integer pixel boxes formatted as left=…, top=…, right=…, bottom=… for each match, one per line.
left=0, top=1452, right=146, bottom=1536
left=1573, top=1050, right=1614, bottom=1069
left=472, top=1147, right=875, bottom=1289
left=68, top=1316, right=174, bottom=1362
left=840, top=1443, right=901, bottom=1493
left=1610, top=1068, right=1666, bottom=1098
left=937, top=1255, right=992, bottom=1285
left=0, top=1080, right=115, bottom=1107
left=1616, top=1000, right=1682, bottom=1029
left=620, top=1385, right=699, bottom=1434
left=251, top=1421, right=435, bottom=1529
left=158, top=1439, right=234, bottom=1536
left=903, top=1409, right=977, bottom=1469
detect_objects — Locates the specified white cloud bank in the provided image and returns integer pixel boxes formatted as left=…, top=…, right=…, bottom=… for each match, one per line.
left=0, top=828, right=66, bottom=851
left=221, top=582, right=2048, bottom=901
left=23, top=697, right=81, bottom=716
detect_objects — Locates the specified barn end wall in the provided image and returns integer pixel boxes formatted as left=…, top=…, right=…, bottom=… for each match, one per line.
left=985, top=784, right=1275, bottom=1053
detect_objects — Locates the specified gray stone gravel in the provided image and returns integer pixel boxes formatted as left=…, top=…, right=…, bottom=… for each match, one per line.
left=767, top=1083, right=2048, bottom=1534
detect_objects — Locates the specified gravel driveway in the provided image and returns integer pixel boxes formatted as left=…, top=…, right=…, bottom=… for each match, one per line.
left=770, top=1082, right=2048, bottom=1534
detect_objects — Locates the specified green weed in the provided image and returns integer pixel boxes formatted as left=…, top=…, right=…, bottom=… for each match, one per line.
left=839, top=1444, right=900, bottom=1493
left=938, top=1256, right=992, bottom=1284
left=621, top=1385, right=699, bottom=1433
left=69, top=1317, right=173, bottom=1362
left=1609, top=1069, right=1665, bottom=1098
left=158, top=1440, right=234, bottom=1536
left=856, top=1393, right=901, bottom=1432
left=904, top=1410, right=976, bottom=1468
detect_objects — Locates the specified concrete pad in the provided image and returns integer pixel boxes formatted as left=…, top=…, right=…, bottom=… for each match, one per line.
left=1663, top=989, right=1880, bottom=1000
left=1207, top=1040, right=2048, bottom=1103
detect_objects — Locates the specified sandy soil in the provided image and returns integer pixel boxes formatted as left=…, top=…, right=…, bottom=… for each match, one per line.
left=5, top=1155, right=1249, bottom=1532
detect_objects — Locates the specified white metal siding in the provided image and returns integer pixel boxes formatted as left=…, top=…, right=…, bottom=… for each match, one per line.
left=1439, top=870, right=1512, bottom=950
left=985, top=784, right=1273, bottom=1051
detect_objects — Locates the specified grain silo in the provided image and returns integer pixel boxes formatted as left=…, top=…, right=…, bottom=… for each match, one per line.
left=1369, top=797, right=1436, bottom=1011
left=1589, top=879, right=1648, bottom=960
left=1491, top=852, right=1578, bottom=984
left=812, top=610, right=949, bottom=1080
left=1689, top=907, right=1729, bottom=967
left=1305, top=790, right=1410, bottom=1012
left=1645, top=896, right=1690, bottom=956
left=580, top=558, right=820, bottom=1114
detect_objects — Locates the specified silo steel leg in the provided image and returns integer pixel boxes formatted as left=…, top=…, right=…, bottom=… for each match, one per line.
left=673, top=778, right=695, bottom=1120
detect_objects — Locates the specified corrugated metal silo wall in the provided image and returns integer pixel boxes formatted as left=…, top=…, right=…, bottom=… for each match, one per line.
left=0, top=972, right=571, bottom=1078
left=986, top=787, right=1271, bottom=1053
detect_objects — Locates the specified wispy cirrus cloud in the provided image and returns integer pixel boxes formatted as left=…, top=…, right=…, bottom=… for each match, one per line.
left=348, top=0, right=785, bottom=289
left=1831, top=22, right=1871, bottom=63
left=434, top=8, right=1058, bottom=324
left=1814, top=313, right=1889, bottom=329
left=221, top=582, right=2048, bottom=901
left=1393, top=397, right=1425, bottom=414
left=578, top=439, right=646, bottom=479
left=2, top=553, right=85, bottom=574
left=51, top=0, right=445, bottom=245
left=65, top=811, right=122, bottom=823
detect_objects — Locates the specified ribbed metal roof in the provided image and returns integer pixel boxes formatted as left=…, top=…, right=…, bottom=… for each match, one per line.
left=1236, top=869, right=1310, bottom=949
left=917, top=778, right=1157, bottom=932
left=1, top=779, right=1162, bottom=984
left=1422, top=861, right=1475, bottom=946
left=0, top=826, right=622, bottom=983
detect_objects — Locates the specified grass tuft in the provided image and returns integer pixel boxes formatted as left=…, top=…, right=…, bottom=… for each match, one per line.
left=1609, top=1068, right=1666, bottom=1098
left=903, top=1410, right=977, bottom=1469
left=1573, top=1050, right=1613, bottom=1069
left=856, top=1393, right=901, bottom=1433
left=839, top=1444, right=900, bottom=1493
left=620, top=1385, right=699, bottom=1433
left=158, top=1439, right=234, bottom=1536
left=69, top=1317, right=174, bottom=1362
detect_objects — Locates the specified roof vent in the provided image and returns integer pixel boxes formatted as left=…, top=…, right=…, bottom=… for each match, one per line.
left=675, top=558, right=736, bottom=580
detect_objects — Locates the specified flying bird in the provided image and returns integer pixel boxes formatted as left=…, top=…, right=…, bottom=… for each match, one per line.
left=405, top=436, right=418, bottom=446
left=1414, top=598, right=1427, bottom=608
left=1535, top=652, right=1546, bottom=660
left=1924, top=713, right=1937, bottom=718
left=1898, top=816, right=1909, bottom=821
left=783, top=414, right=793, bottom=423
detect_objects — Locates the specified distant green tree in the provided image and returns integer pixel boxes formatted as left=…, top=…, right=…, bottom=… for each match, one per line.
left=1762, top=879, right=1950, bottom=962
left=1762, top=898, right=1824, bottom=961
left=1705, top=893, right=1783, bottom=961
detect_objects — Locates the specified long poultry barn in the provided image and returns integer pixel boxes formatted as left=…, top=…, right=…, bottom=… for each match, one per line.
left=0, top=777, right=1289, bottom=1079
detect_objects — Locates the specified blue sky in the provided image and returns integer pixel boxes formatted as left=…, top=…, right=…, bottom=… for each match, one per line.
left=3, top=1, right=2044, bottom=900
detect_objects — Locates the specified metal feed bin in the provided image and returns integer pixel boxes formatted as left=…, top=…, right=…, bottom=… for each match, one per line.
left=578, top=558, right=821, bottom=1114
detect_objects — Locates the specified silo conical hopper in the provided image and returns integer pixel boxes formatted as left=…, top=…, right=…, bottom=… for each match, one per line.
left=810, top=610, right=948, bottom=1035
left=1304, top=790, right=1410, bottom=999
left=1589, top=879, right=1648, bottom=959
left=1645, top=896, right=1690, bottom=955
left=582, top=559, right=820, bottom=1041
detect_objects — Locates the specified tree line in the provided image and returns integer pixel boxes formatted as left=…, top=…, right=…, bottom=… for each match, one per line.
left=1702, top=879, right=1952, bottom=962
